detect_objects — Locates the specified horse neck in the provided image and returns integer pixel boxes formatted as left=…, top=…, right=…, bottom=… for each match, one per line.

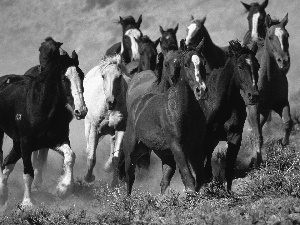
left=201, top=57, right=235, bottom=121
left=32, top=65, right=65, bottom=116
left=202, top=28, right=227, bottom=71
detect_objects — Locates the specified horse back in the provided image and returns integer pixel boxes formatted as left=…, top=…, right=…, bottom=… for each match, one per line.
left=126, top=70, right=157, bottom=110
left=105, top=42, right=122, bottom=57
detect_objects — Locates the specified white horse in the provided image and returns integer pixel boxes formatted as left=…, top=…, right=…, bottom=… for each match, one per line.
left=83, top=54, right=130, bottom=184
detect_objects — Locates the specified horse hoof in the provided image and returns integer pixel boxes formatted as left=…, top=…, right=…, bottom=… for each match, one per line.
left=280, top=138, right=289, bottom=147
left=104, top=157, right=119, bottom=173
left=84, top=174, right=95, bottom=183
left=56, top=183, right=73, bottom=199
left=20, top=198, right=35, bottom=209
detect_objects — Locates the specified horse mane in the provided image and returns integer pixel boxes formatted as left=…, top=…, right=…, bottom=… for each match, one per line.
left=228, top=39, right=253, bottom=57
left=99, top=54, right=128, bottom=76
left=139, top=35, right=153, bottom=44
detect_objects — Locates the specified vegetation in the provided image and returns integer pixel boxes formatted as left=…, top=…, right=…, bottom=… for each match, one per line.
left=1, top=123, right=300, bottom=224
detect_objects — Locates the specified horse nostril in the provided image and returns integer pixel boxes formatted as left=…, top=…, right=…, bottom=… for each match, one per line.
left=74, top=109, right=80, bottom=116
left=196, top=87, right=200, bottom=93
left=248, top=93, right=252, bottom=99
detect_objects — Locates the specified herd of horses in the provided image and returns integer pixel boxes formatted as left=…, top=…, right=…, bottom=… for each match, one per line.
left=0, top=0, right=292, bottom=208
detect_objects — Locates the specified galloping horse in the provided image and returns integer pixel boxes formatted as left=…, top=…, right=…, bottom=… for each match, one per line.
left=119, top=42, right=207, bottom=195
left=247, top=14, right=292, bottom=152
left=184, top=16, right=262, bottom=184
left=83, top=54, right=130, bottom=183
left=105, top=15, right=143, bottom=64
left=241, top=0, right=269, bottom=47
left=23, top=38, right=76, bottom=189
left=196, top=40, right=260, bottom=191
left=0, top=45, right=87, bottom=207
left=185, top=16, right=229, bottom=74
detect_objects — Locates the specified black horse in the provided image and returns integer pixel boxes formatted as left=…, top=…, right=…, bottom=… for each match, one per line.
left=241, top=0, right=268, bottom=48
left=105, top=15, right=143, bottom=64
left=0, top=40, right=87, bottom=207
left=120, top=42, right=207, bottom=195
left=197, top=40, right=260, bottom=191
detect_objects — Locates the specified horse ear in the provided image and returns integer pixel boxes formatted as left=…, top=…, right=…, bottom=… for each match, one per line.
left=159, top=25, right=164, bottom=34
left=119, top=16, right=124, bottom=26
left=200, top=16, right=206, bottom=24
left=280, top=13, right=288, bottom=27
left=196, top=38, right=205, bottom=53
left=137, top=14, right=142, bottom=28
left=261, top=0, right=268, bottom=9
left=190, top=15, right=194, bottom=21
left=174, top=23, right=179, bottom=34
left=265, top=14, right=272, bottom=28
left=241, top=1, right=251, bottom=11
left=71, top=50, right=79, bottom=65
left=57, top=42, right=63, bottom=48
left=71, top=50, right=78, bottom=60
left=154, top=38, right=160, bottom=48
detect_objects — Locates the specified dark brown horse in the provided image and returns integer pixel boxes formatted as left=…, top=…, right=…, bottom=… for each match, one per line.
left=247, top=14, right=292, bottom=161
left=197, top=40, right=260, bottom=191
left=120, top=43, right=207, bottom=195
left=105, top=15, right=143, bottom=64
left=0, top=42, right=87, bottom=207
left=241, top=0, right=269, bottom=47
left=185, top=16, right=229, bottom=74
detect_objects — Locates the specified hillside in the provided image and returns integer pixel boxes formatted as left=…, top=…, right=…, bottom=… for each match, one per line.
left=0, top=0, right=300, bottom=222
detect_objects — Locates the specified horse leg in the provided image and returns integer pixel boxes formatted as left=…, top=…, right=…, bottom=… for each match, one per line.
left=154, top=151, right=176, bottom=194
left=110, top=130, right=125, bottom=187
left=104, top=132, right=115, bottom=173
left=84, top=120, right=100, bottom=182
left=188, top=145, right=204, bottom=192
left=54, top=142, right=76, bottom=198
left=123, top=130, right=138, bottom=195
left=203, top=138, right=218, bottom=184
left=170, top=141, right=195, bottom=193
left=247, top=105, right=263, bottom=166
left=225, top=141, right=240, bottom=192
left=32, top=148, right=49, bottom=189
left=275, top=102, right=293, bottom=146
left=0, top=140, right=21, bottom=206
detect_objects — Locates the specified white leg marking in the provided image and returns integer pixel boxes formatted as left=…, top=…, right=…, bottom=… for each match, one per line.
left=251, top=13, right=260, bottom=41
left=186, top=23, right=197, bottom=46
left=55, top=143, right=75, bottom=198
left=33, top=149, right=48, bottom=189
left=21, top=174, right=34, bottom=208
left=113, top=131, right=125, bottom=158
left=0, top=164, right=14, bottom=206
left=275, top=27, right=284, bottom=50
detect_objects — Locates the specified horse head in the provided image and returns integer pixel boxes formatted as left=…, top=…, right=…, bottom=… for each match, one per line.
left=60, top=50, right=87, bottom=119
left=180, top=39, right=207, bottom=100
left=159, top=24, right=179, bottom=53
left=229, top=40, right=260, bottom=105
left=241, top=0, right=268, bottom=41
left=100, top=54, right=127, bottom=110
left=265, top=13, right=290, bottom=70
left=137, top=35, right=160, bottom=72
left=185, top=15, right=206, bottom=48
left=39, top=37, right=63, bottom=69
left=162, top=50, right=182, bottom=87
left=119, top=15, right=143, bottom=63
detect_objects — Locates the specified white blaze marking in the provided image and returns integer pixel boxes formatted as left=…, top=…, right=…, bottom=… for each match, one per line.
left=192, top=55, right=200, bottom=82
left=192, top=54, right=206, bottom=92
left=186, top=23, right=197, bottom=45
left=65, top=66, right=85, bottom=114
left=275, top=27, right=284, bottom=50
left=124, top=29, right=142, bottom=61
left=251, top=13, right=260, bottom=41
left=246, top=58, right=252, bottom=65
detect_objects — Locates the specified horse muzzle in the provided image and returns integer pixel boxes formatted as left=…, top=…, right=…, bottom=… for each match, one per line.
left=74, top=107, right=88, bottom=120
left=247, top=92, right=259, bottom=105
